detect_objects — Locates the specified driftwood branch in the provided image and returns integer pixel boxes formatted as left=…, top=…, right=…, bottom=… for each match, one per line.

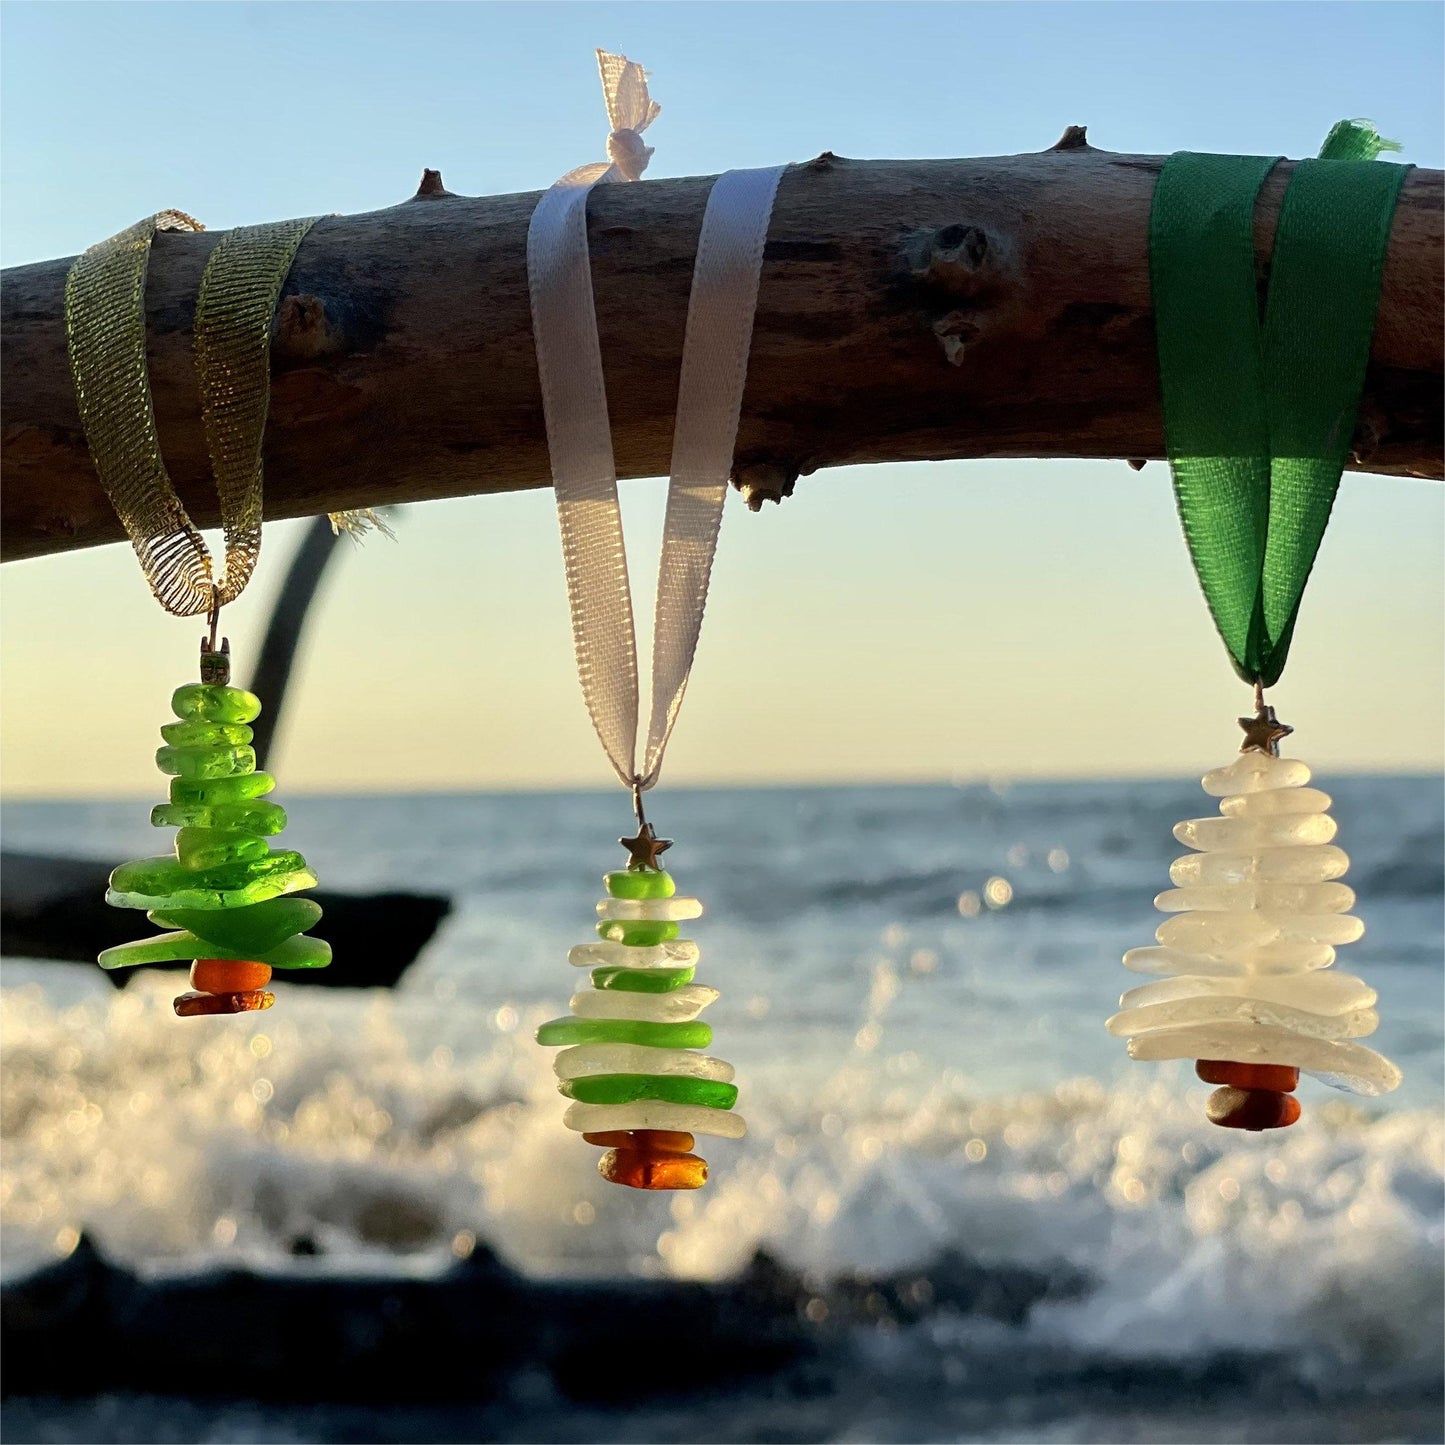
left=3, top=140, right=1441, bottom=562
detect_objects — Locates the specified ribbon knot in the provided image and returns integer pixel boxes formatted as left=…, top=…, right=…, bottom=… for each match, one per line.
left=596, top=49, right=660, bottom=183
left=607, top=127, right=653, bottom=182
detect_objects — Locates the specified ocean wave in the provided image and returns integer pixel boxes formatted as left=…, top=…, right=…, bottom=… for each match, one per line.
left=2, top=976, right=1439, bottom=1391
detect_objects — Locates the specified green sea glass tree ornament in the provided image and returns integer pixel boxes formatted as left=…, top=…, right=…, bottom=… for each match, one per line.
left=98, top=631, right=330, bottom=1016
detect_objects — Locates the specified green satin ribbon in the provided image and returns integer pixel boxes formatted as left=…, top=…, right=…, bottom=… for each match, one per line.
left=1150, top=121, right=1410, bottom=686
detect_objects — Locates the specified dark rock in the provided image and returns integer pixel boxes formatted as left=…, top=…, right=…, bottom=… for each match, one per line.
left=819, top=1247, right=1089, bottom=1330
left=1, top=852, right=450, bottom=989
left=0, top=1234, right=812, bottom=1406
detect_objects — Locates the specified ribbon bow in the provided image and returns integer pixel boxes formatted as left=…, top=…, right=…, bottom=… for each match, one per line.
left=599, top=49, right=660, bottom=180
left=556, top=51, right=660, bottom=190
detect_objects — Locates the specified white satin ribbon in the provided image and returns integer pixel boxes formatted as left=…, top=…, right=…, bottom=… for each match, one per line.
left=527, top=51, right=783, bottom=791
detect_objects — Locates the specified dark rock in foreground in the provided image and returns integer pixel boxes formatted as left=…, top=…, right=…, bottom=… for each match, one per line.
left=6, top=1236, right=1436, bottom=1443
left=0, top=1232, right=1084, bottom=1406
left=0, top=1235, right=808, bottom=1405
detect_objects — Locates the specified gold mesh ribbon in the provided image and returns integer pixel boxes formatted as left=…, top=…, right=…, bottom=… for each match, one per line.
left=66, top=211, right=209, bottom=615
left=65, top=211, right=322, bottom=615
left=193, top=215, right=320, bottom=604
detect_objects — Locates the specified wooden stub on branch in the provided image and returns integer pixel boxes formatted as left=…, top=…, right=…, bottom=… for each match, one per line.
left=2, top=147, right=1440, bottom=561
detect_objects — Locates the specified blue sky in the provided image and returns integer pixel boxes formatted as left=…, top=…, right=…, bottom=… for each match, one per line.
left=6, top=2, right=1442, bottom=263
left=2, top=2, right=1441, bottom=794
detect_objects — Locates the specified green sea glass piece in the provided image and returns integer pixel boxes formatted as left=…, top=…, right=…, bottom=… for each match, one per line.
left=171, top=684, right=262, bottom=724
left=559, top=1074, right=738, bottom=1109
left=591, top=965, right=695, bottom=993
left=595, top=919, right=680, bottom=946
left=106, top=854, right=316, bottom=911
left=99, top=930, right=332, bottom=970
left=151, top=799, right=288, bottom=835
left=150, top=897, right=323, bottom=954
left=534, top=1017, right=713, bottom=1050
left=159, top=720, right=253, bottom=748
left=111, top=850, right=309, bottom=896
left=204, top=850, right=309, bottom=889
left=174, top=828, right=269, bottom=871
left=169, top=773, right=276, bottom=805
left=605, top=870, right=676, bottom=900
left=155, top=744, right=258, bottom=780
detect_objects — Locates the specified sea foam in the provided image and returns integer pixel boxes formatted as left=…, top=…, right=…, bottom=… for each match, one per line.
left=2, top=971, right=1439, bottom=1387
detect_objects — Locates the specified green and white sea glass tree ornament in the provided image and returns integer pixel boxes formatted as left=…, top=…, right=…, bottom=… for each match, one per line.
left=536, top=818, right=743, bottom=1190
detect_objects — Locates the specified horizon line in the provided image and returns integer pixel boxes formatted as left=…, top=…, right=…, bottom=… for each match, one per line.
left=4, top=762, right=1441, bottom=807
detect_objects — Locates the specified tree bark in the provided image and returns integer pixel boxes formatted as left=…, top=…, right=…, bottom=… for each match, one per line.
left=3, top=140, right=1440, bottom=563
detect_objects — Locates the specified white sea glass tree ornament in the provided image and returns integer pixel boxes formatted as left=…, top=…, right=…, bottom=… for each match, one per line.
left=1109, top=703, right=1400, bottom=1129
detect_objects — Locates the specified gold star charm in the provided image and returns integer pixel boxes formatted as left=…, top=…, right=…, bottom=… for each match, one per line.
left=1238, top=704, right=1293, bottom=757
left=619, top=822, right=673, bottom=871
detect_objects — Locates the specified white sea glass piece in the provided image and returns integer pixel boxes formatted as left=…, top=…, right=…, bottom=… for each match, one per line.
left=1156, top=909, right=1363, bottom=952
left=596, top=896, right=704, bottom=921
left=568, top=940, right=700, bottom=969
left=1222, top=939, right=1337, bottom=973
left=569, top=984, right=719, bottom=1022
left=1109, top=997, right=1378, bottom=1041
left=1120, top=971, right=1375, bottom=1015
left=1168, top=845, right=1349, bottom=886
left=1154, top=882, right=1355, bottom=914
left=1219, top=787, right=1332, bottom=818
left=1125, top=1023, right=1402, bottom=1095
left=1124, top=946, right=1243, bottom=977
left=1156, top=911, right=1278, bottom=951
left=563, top=1100, right=747, bottom=1138
left=1122, top=940, right=1336, bottom=976
left=1275, top=913, right=1364, bottom=945
left=1201, top=754, right=1311, bottom=797
left=553, top=1043, right=735, bottom=1083
left=1175, top=814, right=1338, bottom=851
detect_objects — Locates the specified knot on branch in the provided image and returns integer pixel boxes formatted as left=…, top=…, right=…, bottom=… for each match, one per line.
left=902, top=223, right=1004, bottom=298
left=273, top=296, right=344, bottom=362
left=733, top=459, right=798, bottom=511
left=933, top=312, right=983, bottom=366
